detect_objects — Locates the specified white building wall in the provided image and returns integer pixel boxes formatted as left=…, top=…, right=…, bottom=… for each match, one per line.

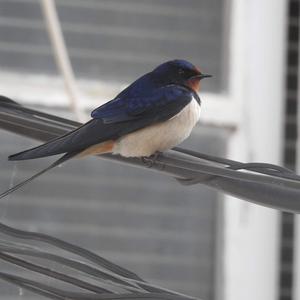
left=224, top=0, right=287, bottom=299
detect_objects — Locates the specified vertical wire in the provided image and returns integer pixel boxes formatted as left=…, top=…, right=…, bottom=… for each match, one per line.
left=40, top=0, right=86, bottom=122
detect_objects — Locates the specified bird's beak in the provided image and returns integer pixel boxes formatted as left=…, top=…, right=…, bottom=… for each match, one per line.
left=195, top=73, right=212, bottom=80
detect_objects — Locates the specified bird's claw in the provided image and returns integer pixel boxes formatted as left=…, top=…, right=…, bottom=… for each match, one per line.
left=141, top=152, right=162, bottom=168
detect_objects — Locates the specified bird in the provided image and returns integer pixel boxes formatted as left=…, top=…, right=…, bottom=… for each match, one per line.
left=0, top=59, right=211, bottom=199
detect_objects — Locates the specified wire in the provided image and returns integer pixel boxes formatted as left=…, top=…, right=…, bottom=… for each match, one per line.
left=40, top=0, right=86, bottom=122
left=1, top=98, right=300, bottom=212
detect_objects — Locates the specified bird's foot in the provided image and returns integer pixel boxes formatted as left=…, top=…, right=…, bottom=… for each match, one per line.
left=141, top=152, right=162, bottom=168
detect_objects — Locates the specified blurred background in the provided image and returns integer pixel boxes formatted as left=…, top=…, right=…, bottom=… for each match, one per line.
left=0, top=0, right=298, bottom=300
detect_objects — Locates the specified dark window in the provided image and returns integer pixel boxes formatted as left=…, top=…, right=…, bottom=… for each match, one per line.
left=278, top=0, right=299, bottom=299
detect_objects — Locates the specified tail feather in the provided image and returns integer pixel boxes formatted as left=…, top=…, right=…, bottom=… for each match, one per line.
left=8, top=138, right=71, bottom=161
left=0, top=152, right=77, bottom=199
left=8, top=120, right=96, bottom=161
left=7, top=119, right=121, bottom=161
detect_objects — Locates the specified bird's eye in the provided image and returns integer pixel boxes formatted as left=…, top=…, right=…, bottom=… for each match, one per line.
left=178, top=69, right=185, bottom=75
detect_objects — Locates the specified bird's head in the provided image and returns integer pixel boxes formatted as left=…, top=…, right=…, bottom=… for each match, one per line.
left=152, top=59, right=211, bottom=92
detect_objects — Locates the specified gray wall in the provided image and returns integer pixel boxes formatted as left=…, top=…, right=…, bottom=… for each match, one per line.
left=0, top=0, right=227, bottom=92
left=0, top=120, right=228, bottom=300
left=0, top=0, right=229, bottom=298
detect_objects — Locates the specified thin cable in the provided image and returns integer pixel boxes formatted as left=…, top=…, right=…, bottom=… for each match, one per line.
left=0, top=251, right=112, bottom=294
left=40, top=0, right=85, bottom=122
left=0, top=246, right=141, bottom=291
left=0, top=222, right=144, bottom=282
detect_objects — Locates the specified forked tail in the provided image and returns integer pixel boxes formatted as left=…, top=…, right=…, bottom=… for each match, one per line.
left=0, top=152, right=77, bottom=199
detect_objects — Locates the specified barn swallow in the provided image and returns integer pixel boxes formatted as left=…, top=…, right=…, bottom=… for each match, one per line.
left=0, top=59, right=211, bottom=199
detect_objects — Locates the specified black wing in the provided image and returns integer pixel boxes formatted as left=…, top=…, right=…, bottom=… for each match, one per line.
left=91, top=84, right=193, bottom=124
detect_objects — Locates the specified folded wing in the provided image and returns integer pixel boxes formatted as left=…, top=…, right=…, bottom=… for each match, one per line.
left=9, top=85, right=194, bottom=161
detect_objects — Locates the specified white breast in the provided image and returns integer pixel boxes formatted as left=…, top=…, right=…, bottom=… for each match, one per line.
left=113, top=97, right=201, bottom=157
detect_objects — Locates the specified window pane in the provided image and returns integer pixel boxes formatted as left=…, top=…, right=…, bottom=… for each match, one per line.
left=0, top=0, right=228, bottom=92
